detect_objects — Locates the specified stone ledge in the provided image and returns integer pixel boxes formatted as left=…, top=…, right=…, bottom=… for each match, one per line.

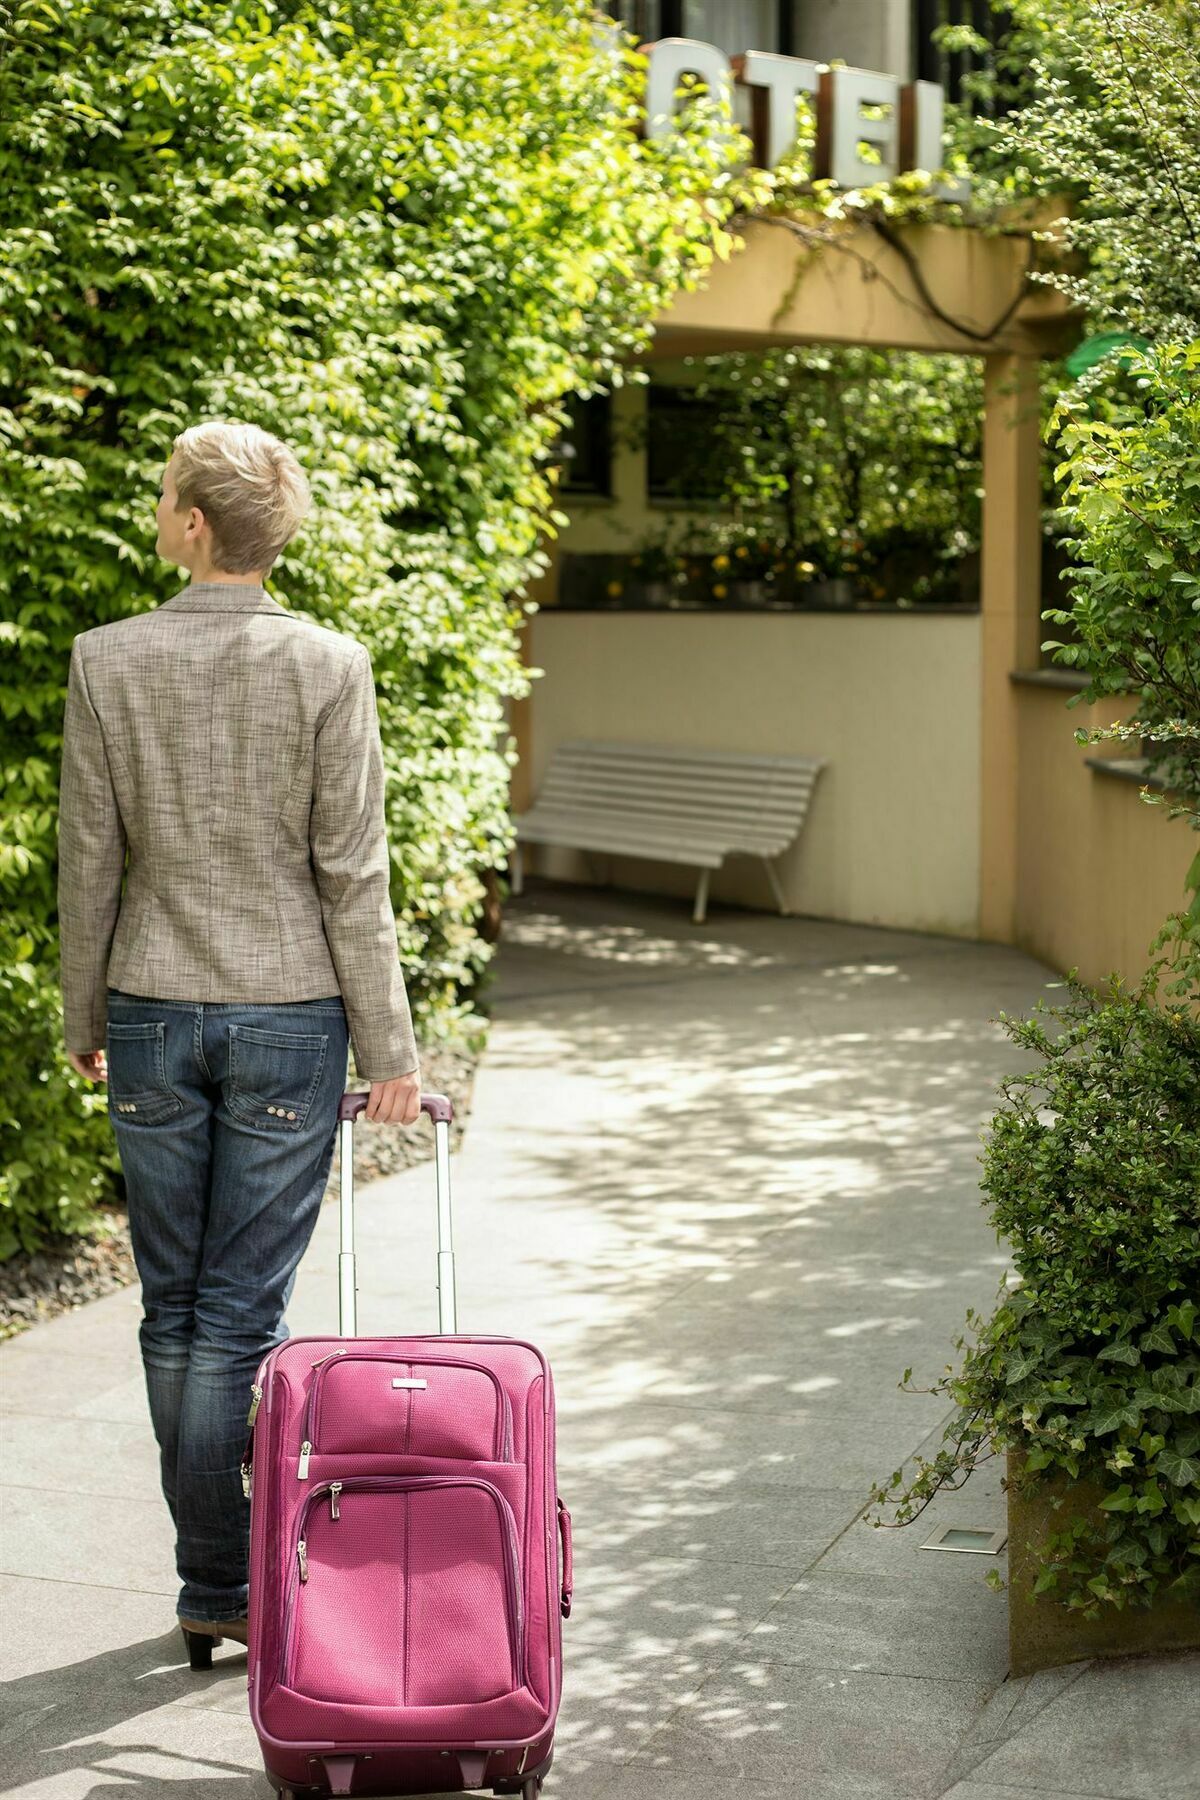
left=1009, top=667, right=1091, bottom=691
left=1084, top=755, right=1168, bottom=792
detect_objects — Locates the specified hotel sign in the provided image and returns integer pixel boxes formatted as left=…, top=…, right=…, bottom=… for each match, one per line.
left=642, top=37, right=969, bottom=200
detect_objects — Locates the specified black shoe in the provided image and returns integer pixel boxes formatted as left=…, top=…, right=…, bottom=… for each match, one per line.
left=179, top=1615, right=249, bottom=1670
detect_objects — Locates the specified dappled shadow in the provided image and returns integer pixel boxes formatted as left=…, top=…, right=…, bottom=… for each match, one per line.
left=476, top=881, right=1051, bottom=1779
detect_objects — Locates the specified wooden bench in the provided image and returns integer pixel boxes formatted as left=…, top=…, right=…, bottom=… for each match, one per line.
left=511, top=740, right=826, bottom=923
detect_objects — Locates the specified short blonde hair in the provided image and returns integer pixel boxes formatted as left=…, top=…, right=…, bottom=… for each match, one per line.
left=169, top=421, right=312, bottom=575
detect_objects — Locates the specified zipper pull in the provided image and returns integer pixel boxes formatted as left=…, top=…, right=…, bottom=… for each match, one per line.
left=297, top=1441, right=312, bottom=1479
left=310, top=1348, right=348, bottom=1369
left=246, top=1384, right=263, bottom=1427
left=330, top=1482, right=342, bottom=1520
left=297, top=1539, right=308, bottom=1582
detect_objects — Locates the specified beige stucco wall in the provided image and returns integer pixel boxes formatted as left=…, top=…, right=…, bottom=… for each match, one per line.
left=524, top=609, right=982, bottom=935
left=1014, top=684, right=1194, bottom=987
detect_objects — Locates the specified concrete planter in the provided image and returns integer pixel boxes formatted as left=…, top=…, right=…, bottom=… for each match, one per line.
left=1006, top=1447, right=1200, bottom=1676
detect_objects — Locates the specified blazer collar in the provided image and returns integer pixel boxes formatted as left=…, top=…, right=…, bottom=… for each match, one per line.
left=158, top=581, right=289, bottom=614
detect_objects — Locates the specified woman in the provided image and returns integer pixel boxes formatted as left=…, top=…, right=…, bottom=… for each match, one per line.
left=57, top=420, right=421, bottom=1649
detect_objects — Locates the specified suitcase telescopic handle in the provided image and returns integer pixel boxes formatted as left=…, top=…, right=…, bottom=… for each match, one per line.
left=335, top=1090, right=456, bottom=1337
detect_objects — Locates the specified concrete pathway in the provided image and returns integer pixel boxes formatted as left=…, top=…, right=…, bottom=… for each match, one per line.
left=2, top=879, right=1195, bottom=1798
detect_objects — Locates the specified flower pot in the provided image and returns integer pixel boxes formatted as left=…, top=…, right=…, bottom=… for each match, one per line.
left=724, top=578, right=773, bottom=608
left=811, top=577, right=856, bottom=609
left=637, top=579, right=675, bottom=609
left=1006, top=1447, right=1200, bottom=1677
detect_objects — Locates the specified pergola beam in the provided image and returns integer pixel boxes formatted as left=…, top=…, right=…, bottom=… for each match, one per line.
left=646, top=216, right=1075, bottom=360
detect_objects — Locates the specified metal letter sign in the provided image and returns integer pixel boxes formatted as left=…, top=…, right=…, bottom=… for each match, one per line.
left=642, top=36, right=970, bottom=201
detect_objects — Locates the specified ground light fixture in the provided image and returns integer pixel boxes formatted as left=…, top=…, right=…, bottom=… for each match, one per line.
left=919, top=1523, right=1008, bottom=1554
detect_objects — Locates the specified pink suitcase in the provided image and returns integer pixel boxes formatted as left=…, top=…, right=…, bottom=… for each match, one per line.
left=240, top=1091, right=573, bottom=1800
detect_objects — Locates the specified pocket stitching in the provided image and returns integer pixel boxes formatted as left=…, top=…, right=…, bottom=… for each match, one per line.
left=228, top=1025, right=329, bottom=1130
left=106, top=1019, right=184, bottom=1124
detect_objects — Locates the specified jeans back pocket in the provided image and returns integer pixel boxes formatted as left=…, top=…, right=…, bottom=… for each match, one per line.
left=227, top=1024, right=329, bottom=1132
left=106, top=1020, right=184, bottom=1126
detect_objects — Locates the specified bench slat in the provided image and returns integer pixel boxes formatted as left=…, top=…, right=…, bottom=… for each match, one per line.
left=521, top=813, right=791, bottom=853
left=538, top=774, right=819, bottom=817
left=554, top=740, right=823, bottom=772
left=520, top=806, right=805, bottom=857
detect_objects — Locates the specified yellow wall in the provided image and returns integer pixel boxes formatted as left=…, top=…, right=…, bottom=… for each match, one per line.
left=525, top=609, right=983, bottom=935
left=1014, top=683, right=1193, bottom=987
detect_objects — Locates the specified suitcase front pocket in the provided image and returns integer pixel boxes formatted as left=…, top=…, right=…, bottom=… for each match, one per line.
left=298, top=1353, right=512, bottom=1471
left=284, top=1477, right=524, bottom=1708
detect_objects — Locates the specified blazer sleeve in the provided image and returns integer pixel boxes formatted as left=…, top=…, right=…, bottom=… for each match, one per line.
left=57, top=635, right=128, bottom=1053
left=309, top=644, right=419, bottom=1082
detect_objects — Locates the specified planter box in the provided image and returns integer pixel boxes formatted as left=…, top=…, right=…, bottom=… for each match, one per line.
left=1007, top=1447, right=1200, bottom=1676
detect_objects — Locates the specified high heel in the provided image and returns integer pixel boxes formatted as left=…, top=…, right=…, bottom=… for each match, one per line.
left=179, top=1615, right=249, bottom=1670
left=181, top=1624, right=216, bottom=1670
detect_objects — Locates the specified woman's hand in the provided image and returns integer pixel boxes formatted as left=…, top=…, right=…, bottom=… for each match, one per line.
left=67, top=1049, right=107, bottom=1082
left=364, top=1069, right=421, bottom=1125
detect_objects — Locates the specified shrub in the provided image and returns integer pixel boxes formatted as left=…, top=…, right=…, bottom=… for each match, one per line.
left=869, top=964, right=1200, bottom=1616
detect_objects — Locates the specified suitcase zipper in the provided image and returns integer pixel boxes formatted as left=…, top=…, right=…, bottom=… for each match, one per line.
left=296, top=1354, right=513, bottom=1473
left=281, top=1475, right=525, bottom=1694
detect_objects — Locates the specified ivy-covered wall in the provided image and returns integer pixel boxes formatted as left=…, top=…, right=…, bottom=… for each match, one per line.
left=0, top=0, right=755, bottom=1256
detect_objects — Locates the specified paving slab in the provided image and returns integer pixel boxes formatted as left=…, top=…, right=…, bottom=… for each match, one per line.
left=621, top=1659, right=995, bottom=1794
left=957, top=1650, right=1200, bottom=1800
left=736, top=1566, right=1010, bottom=1684
left=1, top=881, right=1192, bottom=1799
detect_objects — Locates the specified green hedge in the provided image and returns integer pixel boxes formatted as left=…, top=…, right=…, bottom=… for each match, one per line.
left=0, top=0, right=749, bottom=1256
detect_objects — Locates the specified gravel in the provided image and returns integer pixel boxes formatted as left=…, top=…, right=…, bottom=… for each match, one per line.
left=0, top=1040, right=479, bottom=1341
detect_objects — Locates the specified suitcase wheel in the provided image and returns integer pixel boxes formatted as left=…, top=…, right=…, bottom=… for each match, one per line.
left=521, top=1780, right=543, bottom=1800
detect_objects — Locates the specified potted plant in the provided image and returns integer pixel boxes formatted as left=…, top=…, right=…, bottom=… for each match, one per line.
left=627, top=531, right=688, bottom=608
left=726, top=528, right=788, bottom=606
left=702, top=525, right=788, bottom=607
left=866, top=962, right=1200, bottom=1674
left=807, top=527, right=871, bottom=607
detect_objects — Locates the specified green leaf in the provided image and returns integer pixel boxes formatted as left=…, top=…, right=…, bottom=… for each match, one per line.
left=1156, top=1449, right=1200, bottom=1488
left=1139, top=1320, right=1177, bottom=1356
left=1088, top=1399, right=1142, bottom=1436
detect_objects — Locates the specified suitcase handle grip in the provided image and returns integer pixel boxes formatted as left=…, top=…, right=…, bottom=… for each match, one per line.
left=337, top=1090, right=454, bottom=1124
left=557, top=1496, right=573, bottom=1618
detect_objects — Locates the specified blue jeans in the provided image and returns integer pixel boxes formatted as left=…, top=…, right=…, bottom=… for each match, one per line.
left=104, top=986, right=350, bottom=1623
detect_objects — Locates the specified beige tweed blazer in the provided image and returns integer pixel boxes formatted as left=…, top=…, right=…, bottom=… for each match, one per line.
left=57, top=581, right=418, bottom=1081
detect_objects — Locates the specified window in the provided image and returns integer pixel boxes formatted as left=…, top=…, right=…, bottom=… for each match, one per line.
left=682, top=2, right=778, bottom=56
left=605, top=3, right=784, bottom=52
left=646, top=384, right=726, bottom=501
left=556, top=393, right=613, bottom=498
left=604, top=2, right=672, bottom=38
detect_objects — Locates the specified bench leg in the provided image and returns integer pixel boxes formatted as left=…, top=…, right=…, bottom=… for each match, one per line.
left=693, top=868, right=710, bottom=925
left=510, top=841, right=525, bottom=897
left=762, top=856, right=790, bottom=916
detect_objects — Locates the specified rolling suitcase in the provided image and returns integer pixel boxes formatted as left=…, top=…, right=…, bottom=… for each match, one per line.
left=241, top=1090, right=574, bottom=1800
